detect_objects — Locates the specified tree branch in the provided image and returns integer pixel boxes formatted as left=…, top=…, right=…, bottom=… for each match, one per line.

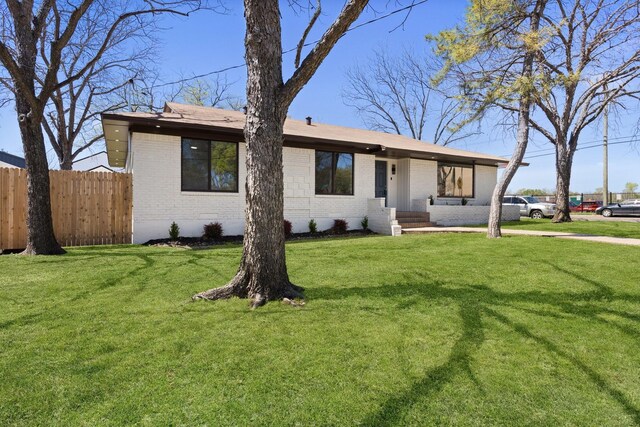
left=280, top=0, right=368, bottom=108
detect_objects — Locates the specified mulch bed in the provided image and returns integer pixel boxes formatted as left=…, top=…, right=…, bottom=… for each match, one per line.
left=144, top=229, right=376, bottom=249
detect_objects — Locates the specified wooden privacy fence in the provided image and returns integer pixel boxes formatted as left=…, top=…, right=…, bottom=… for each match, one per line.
left=0, top=168, right=132, bottom=250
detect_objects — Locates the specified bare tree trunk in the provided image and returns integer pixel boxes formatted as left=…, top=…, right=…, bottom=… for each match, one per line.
left=194, top=0, right=302, bottom=308
left=552, top=143, right=573, bottom=222
left=194, top=0, right=367, bottom=307
left=59, top=143, right=74, bottom=170
left=487, top=0, right=545, bottom=238
left=487, top=119, right=530, bottom=238
left=15, top=94, right=65, bottom=255
left=12, top=15, right=64, bottom=255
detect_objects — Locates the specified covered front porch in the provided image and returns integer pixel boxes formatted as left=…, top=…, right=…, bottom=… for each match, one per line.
left=366, top=155, right=517, bottom=235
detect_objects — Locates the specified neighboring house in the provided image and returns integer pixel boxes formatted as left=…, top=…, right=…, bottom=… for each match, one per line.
left=86, top=165, right=116, bottom=173
left=102, top=103, right=518, bottom=243
left=0, top=151, right=26, bottom=168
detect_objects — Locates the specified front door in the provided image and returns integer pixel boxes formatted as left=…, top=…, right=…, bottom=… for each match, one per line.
left=375, top=160, right=387, bottom=206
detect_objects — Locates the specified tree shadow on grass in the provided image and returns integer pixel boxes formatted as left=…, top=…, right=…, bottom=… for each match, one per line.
left=484, top=307, right=640, bottom=425
left=0, top=312, right=43, bottom=330
left=361, top=301, right=485, bottom=426
left=310, top=269, right=640, bottom=426
left=70, top=254, right=157, bottom=301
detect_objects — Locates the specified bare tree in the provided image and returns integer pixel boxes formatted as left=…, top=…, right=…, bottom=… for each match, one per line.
left=432, top=0, right=547, bottom=237
left=0, top=0, right=208, bottom=255
left=39, top=6, right=158, bottom=170
left=527, top=0, right=640, bottom=222
left=194, top=0, right=369, bottom=307
left=453, top=0, right=640, bottom=222
left=343, top=49, right=476, bottom=144
left=179, top=75, right=244, bottom=109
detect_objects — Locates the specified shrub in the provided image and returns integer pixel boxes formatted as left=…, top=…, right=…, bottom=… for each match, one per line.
left=169, top=221, right=180, bottom=240
left=284, top=220, right=293, bottom=238
left=203, top=222, right=223, bottom=240
left=361, top=216, right=369, bottom=231
left=461, top=197, right=469, bottom=206
left=332, top=219, right=348, bottom=235
left=308, top=219, right=317, bottom=234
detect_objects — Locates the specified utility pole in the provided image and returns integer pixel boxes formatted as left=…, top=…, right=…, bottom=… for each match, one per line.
left=603, top=83, right=609, bottom=206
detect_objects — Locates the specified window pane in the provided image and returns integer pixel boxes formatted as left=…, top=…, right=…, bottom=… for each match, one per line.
left=437, top=163, right=473, bottom=198
left=315, top=151, right=333, bottom=194
left=210, top=141, right=238, bottom=191
left=334, top=153, right=353, bottom=195
left=437, top=165, right=454, bottom=197
left=182, top=139, right=209, bottom=191
left=459, top=166, right=473, bottom=197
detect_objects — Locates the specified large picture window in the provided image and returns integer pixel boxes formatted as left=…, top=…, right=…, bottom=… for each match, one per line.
left=437, top=163, right=474, bottom=198
left=181, top=138, right=238, bottom=192
left=315, top=151, right=354, bottom=195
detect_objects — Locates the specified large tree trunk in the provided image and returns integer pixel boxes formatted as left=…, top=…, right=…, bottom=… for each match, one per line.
left=194, top=0, right=366, bottom=307
left=487, top=0, right=545, bottom=238
left=59, top=150, right=74, bottom=171
left=552, top=143, right=573, bottom=222
left=194, top=0, right=302, bottom=307
left=15, top=94, right=65, bottom=255
left=13, top=17, right=65, bottom=255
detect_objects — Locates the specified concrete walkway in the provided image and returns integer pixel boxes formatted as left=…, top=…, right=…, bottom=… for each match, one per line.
left=402, top=226, right=640, bottom=246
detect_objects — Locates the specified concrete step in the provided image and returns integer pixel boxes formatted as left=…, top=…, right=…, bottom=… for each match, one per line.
left=397, top=217, right=430, bottom=224
left=396, top=211, right=430, bottom=220
left=398, top=221, right=436, bottom=228
left=401, top=225, right=440, bottom=233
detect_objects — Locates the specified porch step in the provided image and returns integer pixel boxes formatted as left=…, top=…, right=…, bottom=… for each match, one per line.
left=395, top=211, right=433, bottom=228
left=396, top=211, right=430, bottom=221
left=398, top=221, right=437, bottom=228
left=401, top=226, right=440, bottom=234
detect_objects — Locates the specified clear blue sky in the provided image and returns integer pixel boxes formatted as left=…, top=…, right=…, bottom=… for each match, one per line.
left=0, top=0, right=637, bottom=193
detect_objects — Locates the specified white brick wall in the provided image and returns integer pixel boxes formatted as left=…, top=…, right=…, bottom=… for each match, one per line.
left=130, top=133, right=374, bottom=243
left=367, top=198, right=401, bottom=236
left=473, top=165, right=498, bottom=204
left=128, top=132, right=501, bottom=242
left=426, top=205, right=520, bottom=226
left=409, top=159, right=438, bottom=203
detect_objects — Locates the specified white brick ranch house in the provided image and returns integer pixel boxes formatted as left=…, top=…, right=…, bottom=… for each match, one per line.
left=101, top=103, right=519, bottom=244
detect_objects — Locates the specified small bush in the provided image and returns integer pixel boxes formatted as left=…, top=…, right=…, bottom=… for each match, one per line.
left=361, top=216, right=369, bottom=231
left=169, top=221, right=180, bottom=240
left=332, top=219, right=348, bottom=235
left=308, top=219, right=317, bottom=234
left=284, top=219, right=293, bottom=238
left=203, top=222, right=223, bottom=240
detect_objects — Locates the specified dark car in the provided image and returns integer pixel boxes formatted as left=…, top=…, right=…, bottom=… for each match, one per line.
left=595, top=199, right=640, bottom=217
left=570, top=200, right=602, bottom=212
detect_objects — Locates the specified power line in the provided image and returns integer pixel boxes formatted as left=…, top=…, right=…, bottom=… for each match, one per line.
left=523, top=138, right=637, bottom=160
left=497, top=134, right=640, bottom=157
left=151, top=1, right=429, bottom=90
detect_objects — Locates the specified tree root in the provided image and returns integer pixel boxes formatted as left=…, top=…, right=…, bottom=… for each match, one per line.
left=192, top=273, right=305, bottom=309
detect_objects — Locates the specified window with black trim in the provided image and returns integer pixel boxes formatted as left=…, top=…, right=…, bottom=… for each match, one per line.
left=315, top=151, right=354, bottom=195
left=437, top=162, right=474, bottom=198
left=181, top=138, right=238, bottom=192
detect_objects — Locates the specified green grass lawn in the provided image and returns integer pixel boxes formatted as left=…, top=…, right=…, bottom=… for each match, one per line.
left=502, top=217, right=640, bottom=239
left=1, top=234, right=640, bottom=426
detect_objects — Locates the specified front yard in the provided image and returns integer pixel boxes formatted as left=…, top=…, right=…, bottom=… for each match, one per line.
left=502, top=218, right=640, bottom=239
left=1, top=234, right=639, bottom=425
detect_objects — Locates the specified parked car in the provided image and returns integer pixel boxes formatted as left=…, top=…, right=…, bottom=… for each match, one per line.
left=570, top=200, right=602, bottom=212
left=595, top=199, right=640, bottom=217
left=502, top=195, right=556, bottom=219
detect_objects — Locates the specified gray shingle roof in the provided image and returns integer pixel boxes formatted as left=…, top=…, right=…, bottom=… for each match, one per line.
left=0, top=151, right=25, bottom=168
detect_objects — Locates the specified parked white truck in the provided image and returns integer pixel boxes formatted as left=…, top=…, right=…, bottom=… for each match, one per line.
left=502, top=196, right=556, bottom=219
